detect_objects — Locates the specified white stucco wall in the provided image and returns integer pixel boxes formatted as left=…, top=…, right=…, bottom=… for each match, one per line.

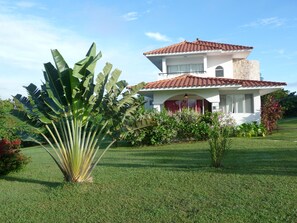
left=231, top=112, right=261, bottom=125
left=147, top=88, right=262, bottom=125
left=207, top=55, right=233, bottom=78
left=160, top=54, right=234, bottom=79
left=152, top=88, right=220, bottom=105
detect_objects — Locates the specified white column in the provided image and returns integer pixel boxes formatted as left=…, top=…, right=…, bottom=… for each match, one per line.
left=203, top=55, right=207, bottom=75
left=212, top=102, right=220, bottom=112
left=162, top=58, right=167, bottom=74
left=153, top=104, right=161, bottom=112
left=253, top=92, right=261, bottom=123
left=253, top=92, right=261, bottom=113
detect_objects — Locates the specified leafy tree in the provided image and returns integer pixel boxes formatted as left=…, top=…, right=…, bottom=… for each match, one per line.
left=280, top=91, right=297, bottom=117
left=0, top=99, right=35, bottom=142
left=13, top=43, right=145, bottom=182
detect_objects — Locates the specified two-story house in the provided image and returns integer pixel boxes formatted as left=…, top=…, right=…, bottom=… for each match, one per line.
left=139, top=39, right=286, bottom=124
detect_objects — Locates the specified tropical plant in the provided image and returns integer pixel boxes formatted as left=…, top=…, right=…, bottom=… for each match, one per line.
left=208, top=112, right=235, bottom=168
left=13, top=43, right=145, bottom=182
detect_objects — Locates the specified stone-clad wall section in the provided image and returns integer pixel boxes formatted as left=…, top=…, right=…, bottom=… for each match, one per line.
left=233, top=59, right=260, bottom=80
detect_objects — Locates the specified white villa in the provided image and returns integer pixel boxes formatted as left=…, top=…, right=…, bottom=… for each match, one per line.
left=139, top=39, right=286, bottom=124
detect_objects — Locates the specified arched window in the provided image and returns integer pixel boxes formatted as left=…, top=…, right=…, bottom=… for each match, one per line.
left=215, top=66, right=224, bottom=77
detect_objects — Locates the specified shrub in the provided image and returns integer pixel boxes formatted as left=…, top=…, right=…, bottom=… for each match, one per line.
left=261, top=95, right=283, bottom=133
left=123, top=110, right=213, bottom=146
left=262, top=89, right=297, bottom=118
left=174, top=109, right=211, bottom=141
left=149, top=110, right=177, bottom=145
left=234, top=122, right=266, bottom=137
left=208, top=112, right=235, bottom=168
left=0, top=139, right=30, bottom=175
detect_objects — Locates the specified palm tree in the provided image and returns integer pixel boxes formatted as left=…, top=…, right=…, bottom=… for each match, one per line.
left=14, top=43, right=145, bottom=182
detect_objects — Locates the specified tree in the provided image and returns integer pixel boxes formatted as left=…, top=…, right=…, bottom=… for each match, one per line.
left=0, top=99, right=35, bottom=142
left=262, top=89, right=297, bottom=118
left=279, top=91, right=297, bottom=117
left=13, top=43, right=145, bottom=182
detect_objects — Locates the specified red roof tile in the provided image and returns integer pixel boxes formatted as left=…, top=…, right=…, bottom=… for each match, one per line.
left=144, top=39, right=253, bottom=55
left=141, top=75, right=286, bottom=90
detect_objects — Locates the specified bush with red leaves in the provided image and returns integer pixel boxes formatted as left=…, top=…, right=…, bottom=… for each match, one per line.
left=0, top=139, right=30, bottom=175
left=261, top=95, right=283, bottom=134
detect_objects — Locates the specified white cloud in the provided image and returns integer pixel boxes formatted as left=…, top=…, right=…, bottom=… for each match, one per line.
left=15, top=1, right=36, bottom=8
left=0, top=12, right=92, bottom=99
left=145, top=32, right=171, bottom=42
left=242, top=17, right=286, bottom=28
left=123, top=12, right=139, bottom=21
left=0, top=2, right=157, bottom=99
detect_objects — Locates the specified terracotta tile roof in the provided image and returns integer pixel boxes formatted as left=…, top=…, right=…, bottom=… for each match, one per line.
left=141, top=74, right=286, bottom=90
left=144, top=39, right=253, bottom=55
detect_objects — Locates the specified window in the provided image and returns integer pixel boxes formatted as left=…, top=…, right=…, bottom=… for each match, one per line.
left=245, top=94, right=253, bottom=113
left=167, top=63, right=204, bottom=74
left=215, top=66, right=224, bottom=77
left=219, top=94, right=254, bottom=113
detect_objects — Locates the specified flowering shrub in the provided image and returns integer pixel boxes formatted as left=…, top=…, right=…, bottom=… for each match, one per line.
left=174, top=110, right=212, bottom=141
left=0, top=138, right=30, bottom=175
left=208, top=112, right=235, bottom=168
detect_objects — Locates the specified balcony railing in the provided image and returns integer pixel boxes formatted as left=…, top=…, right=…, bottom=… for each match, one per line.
left=158, top=70, right=206, bottom=76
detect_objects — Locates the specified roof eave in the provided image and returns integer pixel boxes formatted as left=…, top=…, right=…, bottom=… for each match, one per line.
left=238, top=85, right=286, bottom=90
left=139, top=84, right=286, bottom=92
left=139, top=85, right=242, bottom=92
left=144, top=49, right=252, bottom=57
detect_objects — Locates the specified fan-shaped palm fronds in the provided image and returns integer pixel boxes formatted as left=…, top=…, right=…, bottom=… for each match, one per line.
left=14, top=43, right=146, bottom=182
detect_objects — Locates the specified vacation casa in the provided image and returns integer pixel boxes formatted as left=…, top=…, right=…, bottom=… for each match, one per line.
left=139, top=39, right=286, bottom=124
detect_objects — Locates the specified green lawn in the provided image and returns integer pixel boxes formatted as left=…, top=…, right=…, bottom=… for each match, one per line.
left=1, top=119, right=297, bottom=222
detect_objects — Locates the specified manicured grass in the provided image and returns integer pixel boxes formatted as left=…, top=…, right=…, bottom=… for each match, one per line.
left=1, top=119, right=297, bottom=222
left=266, top=118, right=297, bottom=142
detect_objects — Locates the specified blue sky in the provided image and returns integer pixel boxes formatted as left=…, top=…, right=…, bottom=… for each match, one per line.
left=0, top=0, right=296, bottom=99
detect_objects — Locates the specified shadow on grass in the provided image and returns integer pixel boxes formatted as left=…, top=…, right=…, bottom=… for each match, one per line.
left=222, top=148, right=297, bottom=176
left=0, top=176, right=61, bottom=188
left=100, top=148, right=297, bottom=177
left=101, top=149, right=209, bottom=169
